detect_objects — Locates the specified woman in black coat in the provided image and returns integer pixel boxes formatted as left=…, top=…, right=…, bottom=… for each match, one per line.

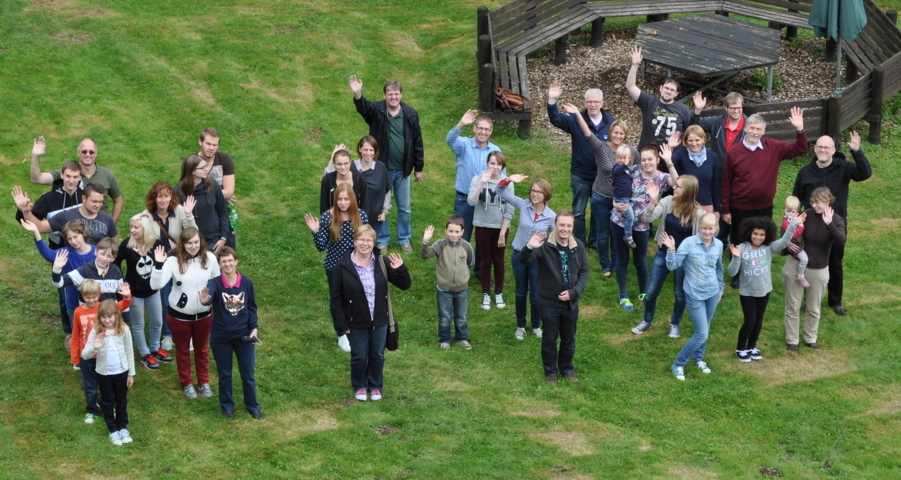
left=330, top=225, right=410, bottom=402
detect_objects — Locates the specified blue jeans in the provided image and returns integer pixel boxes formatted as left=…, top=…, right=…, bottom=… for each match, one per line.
left=131, top=292, right=163, bottom=356
left=209, top=337, right=259, bottom=412
left=591, top=192, right=617, bottom=271
left=675, top=294, right=719, bottom=366
left=79, top=357, right=100, bottom=415
left=511, top=249, right=541, bottom=329
left=348, top=323, right=388, bottom=391
left=159, top=280, right=173, bottom=338
left=437, top=288, right=469, bottom=343
left=643, top=249, right=686, bottom=326
left=540, top=303, right=578, bottom=376
left=614, top=198, right=634, bottom=237
left=611, top=223, right=648, bottom=299
left=384, top=169, right=412, bottom=245
left=455, top=192, right=481, bottom=272
left=571, top=175, right=594, bottom=247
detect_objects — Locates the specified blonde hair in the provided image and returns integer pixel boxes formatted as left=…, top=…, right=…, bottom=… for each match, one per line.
left=672, top=175, right=702, bottom=227
left=614, top=145, right=633, bottom=166
left=127, top=212, right=159, bottom=250
left=94, top=299, right=127, bottom=336
left=783, top=195, right=802, bottom=213
left=78, top=279, right=101, bottom=297
left=700, top=212, right=719, bottom=230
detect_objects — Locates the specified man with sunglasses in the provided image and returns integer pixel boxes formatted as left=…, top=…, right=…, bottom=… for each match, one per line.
left=30, top=137, right=123, bottom=222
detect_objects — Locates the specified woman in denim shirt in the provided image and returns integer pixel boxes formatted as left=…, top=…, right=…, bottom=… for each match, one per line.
left=498, top=174, right=556, bottom=341
left=663, top=213, right=724, bottom=381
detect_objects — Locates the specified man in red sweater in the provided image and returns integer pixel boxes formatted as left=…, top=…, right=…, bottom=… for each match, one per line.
left=721, top=107, right=808, bottom=288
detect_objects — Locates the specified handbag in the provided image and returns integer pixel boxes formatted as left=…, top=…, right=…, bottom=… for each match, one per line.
left=378, top=256, right=399, bottom=351
left=495, top=87, right=534, bottom=111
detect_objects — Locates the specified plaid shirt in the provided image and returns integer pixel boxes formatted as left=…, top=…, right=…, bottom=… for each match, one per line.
left=351, top=252, right=377, bottom=320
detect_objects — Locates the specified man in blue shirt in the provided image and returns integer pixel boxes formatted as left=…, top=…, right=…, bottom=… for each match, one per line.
left=447, top=110, right=501, bottom=274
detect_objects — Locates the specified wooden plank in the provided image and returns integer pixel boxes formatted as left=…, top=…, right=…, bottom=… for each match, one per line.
left=493, top=0, right=585, bottom=44
left=505, top=9, right=597, bottom=54
left=843, top=38, right=878, bottom=74
left=719, top=1, right=811, bottom=28
left=862, top=1, right=901, bottom=52
left=585, top=1, right=720, bottom=17
left=491, top=0, right=541, bottom=27
left=498, top=50, right=511, bottom=91
left=740, top=0, right=813, bottom=13
left=516, top=54, right=532, bottom=98
left=508, top=50, right=521, bottom=96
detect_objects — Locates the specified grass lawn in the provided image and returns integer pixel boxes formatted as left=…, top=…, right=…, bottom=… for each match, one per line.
left=1, top=0, right=899, bottom=478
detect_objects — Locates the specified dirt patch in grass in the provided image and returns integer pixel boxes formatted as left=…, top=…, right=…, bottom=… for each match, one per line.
left=28, top=0, right=122, bottom=19
left=750, top=349, right=856, bottom=388
left=528, top=427, right=596, bottom=456
left=0, top=156, right=22, bottom=166
left=507, top=409, right=561, bottom=418
left=386, top=33, right=423, bottom=58
left=667, top=465, right=718, bottom=479
left=50, top=32, right=93, bottom=44
left=846, top=282, right=901, bottom=310
left=65, top=114, right=112, bottom=138
left=192, top=86, right=218, bottom=107
left=41, top=313, right=59, bottom=328
left=845, top=384, right=901, bottom=416
left=638, top=441, right=653, bottom=452
left=273, top=409, right=340, bottom=439
left=374, top=424, right=399, bottom=436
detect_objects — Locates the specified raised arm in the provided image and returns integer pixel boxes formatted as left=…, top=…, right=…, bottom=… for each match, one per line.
left=625, top=46, right=643, bottom=102
left=30, top=137, right=54, bottom=185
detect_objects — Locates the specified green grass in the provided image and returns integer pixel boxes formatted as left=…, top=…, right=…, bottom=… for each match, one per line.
left=1, top=1, right=900, bottom=478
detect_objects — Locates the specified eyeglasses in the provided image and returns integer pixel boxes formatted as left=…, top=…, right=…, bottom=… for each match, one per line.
left=726, top=106, right=743, bottom=111
left=475, top=127, right=492, bottom=132
left=195, top=164, right=210, bottom=170
left=530, top=189, right=543, bottom=194
left=585, top=100, right=603, bottom=104
left=80, top=150, right=96, bottom=155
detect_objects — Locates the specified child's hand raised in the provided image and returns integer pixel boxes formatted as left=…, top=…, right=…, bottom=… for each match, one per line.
left=730, top=244, right=741, bottom=257
left=118, top=282, right=131, bottom=298
left=153, top=244, right=168, bottom=263
left=93, top=331, right=106, bottom=350
left=53, top=249, right=69, bottom=272
left=423, top=225, right=434, bottom=243
left=304, top=213, right=320, bottom=233
left=795, top=212, right=807, bottom=226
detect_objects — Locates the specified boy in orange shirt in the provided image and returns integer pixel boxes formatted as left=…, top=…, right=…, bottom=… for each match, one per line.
left=71, top=279, right=132, bottom=424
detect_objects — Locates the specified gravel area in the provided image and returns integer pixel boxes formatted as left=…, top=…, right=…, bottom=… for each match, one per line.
left=527, top=28, right=839, bottom=147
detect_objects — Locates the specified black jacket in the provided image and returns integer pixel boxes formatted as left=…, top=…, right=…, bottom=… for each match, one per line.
left=519, top=233, right=590, bottom=309
left=792, top=149, right=872, bottom=222
left=330, top=251, right=412, bottom=332
left=178, top=181, right=229, bottom=248
left=353, top=95, right=424, bottom=177
left=15, top=178, right=82, bottom=249
left=319, top=169, right=368, bottom=214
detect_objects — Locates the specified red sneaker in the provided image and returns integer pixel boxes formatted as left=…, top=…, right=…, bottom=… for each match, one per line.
left=141, top=354, right=160, bottom=370
left=152, top=349, right=173, bottom=363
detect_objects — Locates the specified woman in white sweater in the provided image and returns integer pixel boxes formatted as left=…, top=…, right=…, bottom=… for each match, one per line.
left=151, top=227, right=220, bottom=399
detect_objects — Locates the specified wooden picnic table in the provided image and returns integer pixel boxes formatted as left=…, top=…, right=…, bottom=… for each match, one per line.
left=635, top=14, right=782, bottom=101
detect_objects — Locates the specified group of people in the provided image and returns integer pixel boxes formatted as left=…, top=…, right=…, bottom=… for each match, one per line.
left=11, top=128, right=262, bottom=446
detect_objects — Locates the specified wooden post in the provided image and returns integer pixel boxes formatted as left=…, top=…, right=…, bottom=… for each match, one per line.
left=477, top=7, right=489, bottom=40
left=590, top=18, right=605, bottom=48
left=555, top=35, right=568, bottom=66
left=825, top=39, right=837, bottom=61
left=648, top=14, right=669, bottom=22
left=715, top=10, right=728, bottom=17
left=887, top=9, right=898, bottom=26
left=479, top=63, right=496, bottom=113
left=827, top=93, right=842, bottom=140
left=786, top=0, right=799, bottom=39
left=845, top=59, right=859, bottom=83
left=478, top=35, right=492, bottom=67
left=868, top=66, right=885, bottom=144
left=518, top=119, right=531, bottom=139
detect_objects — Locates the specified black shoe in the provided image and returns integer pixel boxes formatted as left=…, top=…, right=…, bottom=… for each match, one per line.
left=832, top=305, right=847, bottom=316
left=222, top=408, right=234, bottom=420
left=248, top=409, right=265, bottom=420
left=563, top=373, right=579, bottom=382
left=731, top=278, right=740, bottom=289
left=787, top=343, right=799, bottom=352
left=805, top=342, right=821, bottom=349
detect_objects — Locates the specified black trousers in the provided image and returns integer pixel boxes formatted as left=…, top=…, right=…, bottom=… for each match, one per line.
left=828, top=242, right=844, bottom=307
left=97, top=371, right=129, bottom=433
left=737, top=293, right=770, bottom=351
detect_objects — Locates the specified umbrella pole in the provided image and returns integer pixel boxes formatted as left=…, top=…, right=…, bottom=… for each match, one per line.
left=834, top=35, right=844, bottom=94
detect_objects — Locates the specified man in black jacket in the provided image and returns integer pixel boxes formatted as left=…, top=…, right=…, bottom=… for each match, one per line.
left=520, top=211, right=590, bottom=384
left=350, top=75, right=424, bottom=255
left=15, top=161, right=83, bottom=249
left=792, top=131, right=872, bottom=316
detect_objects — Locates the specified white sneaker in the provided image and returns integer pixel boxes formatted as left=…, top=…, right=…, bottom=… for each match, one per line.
left=161, top=336, right=174, bottom=350
left=337, top=334, right=351, bottom=352
left=515, top=328, right=526, bottom=340
left=481, top=293, right=491, bottom=310
left=118, top=429, right=133, bottom=444
left=355, top=389, right=367, bottom=401
left=189, top=338, right=194, bottom=352
left=668, top=324, right=681, bottom=338
left=109, top=431, right=122, bottom=446
left=532, top=328, right=543, bottom=338
left=495, top=293, right=506, bottom=309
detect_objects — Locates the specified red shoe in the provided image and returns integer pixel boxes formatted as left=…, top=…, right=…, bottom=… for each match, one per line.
left=141, top=354, right=160, bottom=370
left=152, top=349, right=173, bottom=363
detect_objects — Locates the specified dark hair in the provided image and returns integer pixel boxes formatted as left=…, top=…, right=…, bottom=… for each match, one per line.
left=83, top=182, right=106, bottom=198
left=62, top=220, right=90, bottom=240
left=739, top=216, right=777, bottom=246
left=175, top=227, right=210, bottom=274
left=556, top=209, right=575, bottom=223
left=383, top=80, right=402, bottom=94
left=446, top=215, right=465, bottom=229
left=61, top=161, right=81, bottom=174
left=641, top=142, right=660, bottom=158
left=357, top=136, right=379, bottom=159
left=662, top=77, right=680, bottom=91
left=178, top=154, right=213, bottom=199
left=145, top=181, right=180, bottom=213
left=487, top=151, right=506, bottom=168
left=216, top=246, right=238, bottom=261
left=95, top=237, right=119, bottom=257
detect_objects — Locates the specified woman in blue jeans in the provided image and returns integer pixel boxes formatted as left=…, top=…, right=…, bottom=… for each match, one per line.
left=497, top=174, right=556, bottom=340
left=663, top=213, right=724, bottom=381
left=610, top=143, right=679, bottom=311
left=631, top=175, right=705, bottom=337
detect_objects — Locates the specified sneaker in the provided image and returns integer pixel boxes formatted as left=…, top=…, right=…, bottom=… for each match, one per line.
left=198, top=383, right=213, bottom=398
left=337, top=334, right=351, bottom=352
left=355, top=388, right=368, bottom=401
left=109, top=431, right=122, bottom=446
left=749, top=348, right=763, bottom=360
left=140, top=354, right=160, bottom=370
left=161, top=335, right=174, bottom=350
left=668, top=324, right=681, bottom=338
left=189, top=338, right=194, bottom=351
left=440, top=342, right=450, bottom=349
left=481, top=293, right=491, bottom=310
left=152, top=349, right=173, bottom=363
left=671, top=364, right=685, bottom=381
left=736, top=350, right=752, bottom=363
left=637, top=293, right=646, bottom=301
left=619, top=297, right=634, bottom=311
left=696, top=361, right=712, bottom=374
left=64, top=333, right=72, bottom=351
left=631, top=321, right=652, bottom=334
left=248, top=409, right=265, bottom=420
left=84, top=413, right=98, bottom=424
left=400, top=243, right=413, bottom=254
left=797, top=275, right=811, bottom=288
left=118, top=429, right=132, bottom=444
left=532, top=328, right=543, bottom=338
left=515, top=328, right=526, bottom=340
left=73, top=364, right=81, bottom=371
left=184, top=385, right=198, bottom=399
left=625, top=236, right=637, bottom=249
left=495, top=293, right=506, bottom=309
left=458, top=340, right=472, bottom=350
left=370, top=389, right=382, bottom=401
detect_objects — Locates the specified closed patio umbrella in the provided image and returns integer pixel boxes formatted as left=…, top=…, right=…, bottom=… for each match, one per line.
left=809, top=0, right=868, bottom=92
